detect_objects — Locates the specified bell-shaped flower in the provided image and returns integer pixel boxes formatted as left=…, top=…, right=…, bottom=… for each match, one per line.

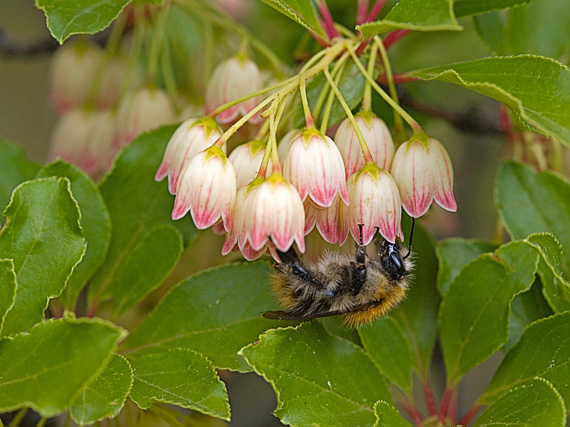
left=339, top=164, right=403, bottom=245
left=205, top=55, right=262, bottom=124
left=155, top=117, right=222, bottom=194
left=334, top=112, right=395, bottom=178
left=283, top=128, right=349, bottom=208
left=49, top=107, right=95, bottom=166
left=172, top=145, right=236, bottom=232
left=228, top=139, right=269, bottom=189
left=243, top=174, right=305, bottom=253
left=114, top=86, right=176, bottom=148
left=95, top=57, right=138, bottom=109
left=304, top=197, right=340, bottom=244
left=48, top=42, right=103, bottom=115
left=277, top=128, right=302, bottom=164
left=391, top=135, right=456, bottom=218
left=80, top=108, right=116, bottom=177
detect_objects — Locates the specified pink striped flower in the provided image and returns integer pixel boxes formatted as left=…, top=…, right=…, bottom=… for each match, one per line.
left=155, top=117, right=222, bottom=194
left=172, top=145, right=236, bottom=232
left=339, top=164, right=403, bottom=245
left=283, top=128, right=349, bottom=208
left=243, top=174, right=305, bottom=253
left=391, top=136, right=456, bottom=218
left=49, top=107, right=94, bottom=166
left=277, top=128, right=302, bottom=164
left=304, top=197, right=340, bottom=244
left=205, top=55, right=262, bottom=124
left=334, top=112, right=395, bottom=178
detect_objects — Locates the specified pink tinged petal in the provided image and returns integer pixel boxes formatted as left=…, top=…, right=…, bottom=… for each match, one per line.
left=392, top=140, right=434, bottom=218
left=429, top=139, right=457, bottom=212
left=315, top=196, right=340, bottom=244
left=278, top=129, right=302, bottom=165
left=374, top=171, right=402, bottom=243
left=229, top=140, right=266, bottom=189
left=303, top=200, right=318, bottom=235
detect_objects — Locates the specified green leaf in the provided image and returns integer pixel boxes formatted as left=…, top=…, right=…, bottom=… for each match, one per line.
left=0, top=178, right=86, bottom=337
left=506, top=279, right=553, bottom=351
left=292, top=57, right=367, bottom=129
left=439, top=241, right=538, bottom=383
left=505, top=0, right=570, bottom=61
left=391, top=219, right=440, bottom=377
left=496, top=161, right=570, bottom=271
left=0, top=140, right=40, bottom=225
left=37, top=161, right=112, bottom=311
left=240, top=322, right=391, bottom=427
left=475, top=378, right=566, bottom=427
left=70, top=354, right=133, bottom=425
left=357, top=0, right=462, bottom=37
left=89, top=126, right=197, bottom=309
left=128, top=347, right=230, bottom=420
left=258, top=0, right=326, bottom=38
left=121, top=262, right=286, bottom=372
left=0, top=317, right=126, bottom=417
left=409, top=56, right=570, bottom=146
left=474, top=12, right=507, bottom=55
left=527, top=233, right=570, bottom=313
left=436, top=238, right=496, bottom=295
left=359, top=317, right=413, bottom=395
left=482, top=312, right=570, bottom=410
left=35, top=0, right=131, bottom=44
left=374, top=401, right=413, bottom=427
left=0, top=259, right=17, bottom=334
left=454, top=0, right=534, bottom=18
left=111, top=225, right=182, bottom=318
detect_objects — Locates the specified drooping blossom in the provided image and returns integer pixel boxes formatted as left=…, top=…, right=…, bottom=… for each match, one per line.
left=49, top=107, right=96, bottom=166
left=334, top=112, right=395, bottom=178
left=155, top=117, right=222, bottom=194
left=80, top=108, right=117, bottom=177
left=114, top=86, right=176, bottom=148
left=242, top=174, right=305, bottom=253
left=48, top=42, right=103, bottom=115
left=391, top=136, right=456, bottom=218
left=277, top=128, right=302, bottom=164
left=205, top=55, right=262, bottom=124
left=172, top=145, right=236, bottom=232
left=304, top=197, right=340, bottom=244
left=283, top=128, right=349, bottom=208
left=339, top=164, right=403, bottom=245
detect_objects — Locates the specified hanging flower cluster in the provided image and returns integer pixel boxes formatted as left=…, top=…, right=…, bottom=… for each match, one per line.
left=156, top=35, right=457, bottom=261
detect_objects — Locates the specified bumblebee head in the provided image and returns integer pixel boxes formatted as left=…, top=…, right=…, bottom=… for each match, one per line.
left=375, top=238, right=406, bottom=281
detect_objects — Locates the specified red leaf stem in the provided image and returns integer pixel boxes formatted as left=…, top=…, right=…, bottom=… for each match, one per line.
left=383, top=29, right=411, bottom=49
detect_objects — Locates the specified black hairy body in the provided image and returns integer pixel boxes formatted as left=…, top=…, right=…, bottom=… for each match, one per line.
left=263, top=237, right=413, bottom=327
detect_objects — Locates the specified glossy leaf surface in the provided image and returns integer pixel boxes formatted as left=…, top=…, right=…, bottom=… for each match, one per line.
left=258, top=0, right=326, bottom=38
left=0, top=259, right=16, bottom=335
left=374, top=401, right=413, bottom=427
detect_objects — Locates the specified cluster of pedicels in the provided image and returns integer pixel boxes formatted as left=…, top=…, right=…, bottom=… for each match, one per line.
left=156, top=46, right=457, bottom=261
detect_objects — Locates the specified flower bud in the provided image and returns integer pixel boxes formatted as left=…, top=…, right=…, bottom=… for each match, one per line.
left=172, top=145, right=236, bottom=232
left=243, top=174, right=305, bottom=253
left=283, top=128, right=349, bottom=208
left=81, top=108, right=116, bottom=177
left=114, top=86, right=176, bottom=148
left=339, top=164, right=403, bottom=245
left=95, top=57, right=136, bottom=109
left=48, top=42, right=103, bottom=115
left=228, top=139, right=268, bottom=189
left=391, top=136, right=456, bottom=217
left=155, top=117, right=222, bottom=194
left=205, top=55, right=262, bottom=124
left=49, top=107, right=95, bottom=166
left=334, top=112, right=395, bottom=178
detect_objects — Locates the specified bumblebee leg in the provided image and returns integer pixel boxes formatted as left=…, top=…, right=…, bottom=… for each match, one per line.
left=275, top=247, right=325, bottom=289
left=351, top=224, right=368, bottom=295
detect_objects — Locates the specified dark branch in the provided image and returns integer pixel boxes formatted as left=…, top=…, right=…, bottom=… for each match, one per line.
left=0, top=28, right=59, bottom=56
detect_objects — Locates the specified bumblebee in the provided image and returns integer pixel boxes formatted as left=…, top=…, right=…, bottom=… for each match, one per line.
left=263, top=226, right=413, bottom=327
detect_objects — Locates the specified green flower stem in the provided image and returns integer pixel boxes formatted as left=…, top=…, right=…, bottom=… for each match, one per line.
left=256, top=118, right=271, bottom=140
left=7, top=408, right=28, bottom=427
left=216, top=94, right=275, bottom=146
left=551, top=137, right=562, bottom=172
left=323, top=67, right=374, bottom=164
left=208, top=76, right=296, bottom=118
left=147, top=6, right=171, bottom=81
left=374, top=35, right=404, bottom=134
left=347, top=43, right=422, bottom=134
left=202, top=19, right=214, bottom=87
left=121, top=5, right=146, bottom=96
left=159, top=29, right=178, bottom=100
left=361, top=41, right=377, bottom=113
left=320, top=56, right=349, bottom=133
left=36, top=418, right=47, bottom=427
left=299, top=74, right=315, bottom=128
left=315, top=51, right=349, bottom=130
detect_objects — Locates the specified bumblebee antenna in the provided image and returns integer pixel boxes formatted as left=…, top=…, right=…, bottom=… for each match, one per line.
left=404, top=218, right=415, bottom=259
left=358, top=223, right=364, bottom=245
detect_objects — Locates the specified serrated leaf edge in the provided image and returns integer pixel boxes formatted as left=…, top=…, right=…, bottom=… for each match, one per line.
left=0, top=259, right=17, bottom=335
